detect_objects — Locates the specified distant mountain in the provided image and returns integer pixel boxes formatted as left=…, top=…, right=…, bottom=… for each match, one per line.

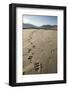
left=40, top=25, right=52, bottom=28
left=40, top=25, right=57, bottom=30
left=23, top=23, right=57, bottom=30
left=23, top=23, right=38, bottom=29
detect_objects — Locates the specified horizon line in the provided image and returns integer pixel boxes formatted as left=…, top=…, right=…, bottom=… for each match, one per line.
left=23, top=23, right=57, bottom=27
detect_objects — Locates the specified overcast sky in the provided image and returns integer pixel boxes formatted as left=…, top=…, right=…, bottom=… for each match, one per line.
left=23, top=15, right=57, bottom=26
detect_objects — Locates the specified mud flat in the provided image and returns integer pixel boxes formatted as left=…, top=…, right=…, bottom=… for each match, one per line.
left=23, top=29, right=57, bottom=75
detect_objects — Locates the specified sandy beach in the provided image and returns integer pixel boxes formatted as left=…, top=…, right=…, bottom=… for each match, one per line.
left=23, top=29, right=57, bottom=75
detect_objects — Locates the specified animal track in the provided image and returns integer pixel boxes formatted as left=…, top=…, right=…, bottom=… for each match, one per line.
left=32, top=53, right=34, bottom=55
left=32, top=45, right=36, bottom=48
left=28, top=49, right=31, bottom=53
left=28, top=55, right=33, bottom=63
left=26, top=31, right=37, bottom=64
left=34, top=62, right=42, bottom=72
left=28, top=56, right=33, bottom=59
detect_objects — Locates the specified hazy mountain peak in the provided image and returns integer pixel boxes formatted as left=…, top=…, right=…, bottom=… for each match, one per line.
left=23, top=23, right=57, bottom=30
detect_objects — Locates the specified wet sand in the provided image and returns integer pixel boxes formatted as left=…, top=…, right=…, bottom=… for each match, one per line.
left=23, top=29, right=57, bottom=75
